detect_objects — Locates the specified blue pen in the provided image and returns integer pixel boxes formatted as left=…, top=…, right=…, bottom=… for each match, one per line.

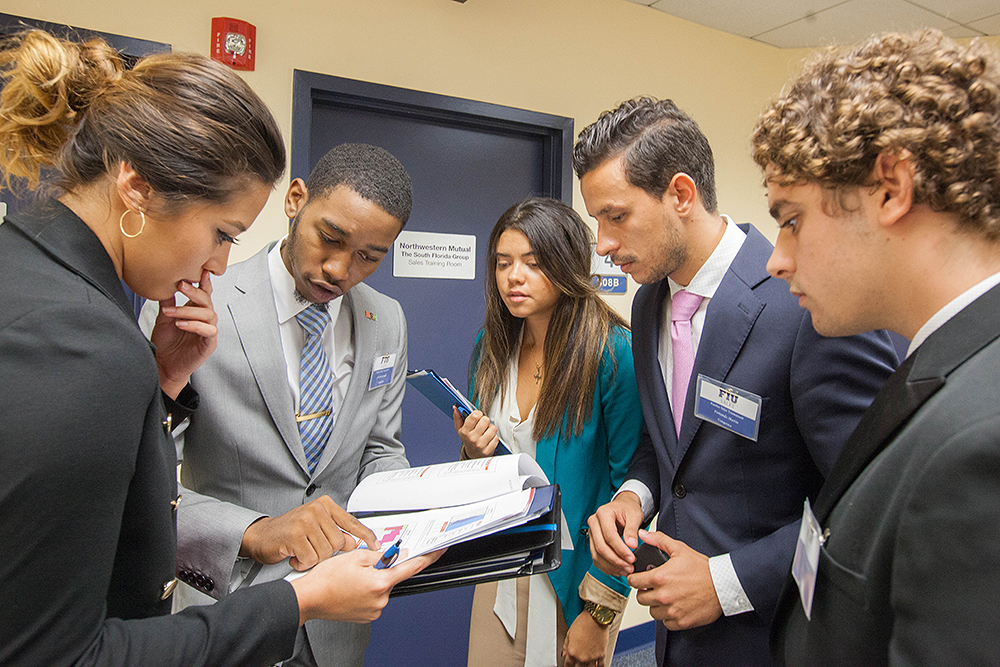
left=374, top=538, right=402, bottom=570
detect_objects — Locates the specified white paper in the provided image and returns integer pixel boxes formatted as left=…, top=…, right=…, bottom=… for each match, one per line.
left=360, top=487, right=545, bottom=565
left=346, top=453, right=548, bottom=514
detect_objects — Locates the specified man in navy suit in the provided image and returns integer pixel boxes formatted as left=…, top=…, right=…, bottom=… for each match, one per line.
left=578, top=98, right=898, bottom=666
left=754, top=30, right=1000, bottom=665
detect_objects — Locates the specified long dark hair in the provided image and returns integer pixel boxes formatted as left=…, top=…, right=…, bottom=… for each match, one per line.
left=473, top=197, right=628, bottom=440
left=0, top=30, right=285, bottom=205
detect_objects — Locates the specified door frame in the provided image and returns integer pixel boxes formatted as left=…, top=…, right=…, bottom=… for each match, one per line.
left=0, top=12, right=170, bottom=65
left=290, top=70, right=574, bottom=203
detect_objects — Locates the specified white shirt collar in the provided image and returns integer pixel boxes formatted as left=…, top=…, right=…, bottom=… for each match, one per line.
left=667, top=214, right=747, bottom=299
left=907, top=271, right=1000, bottom=357
left=267, top=238, right=344, bottom=328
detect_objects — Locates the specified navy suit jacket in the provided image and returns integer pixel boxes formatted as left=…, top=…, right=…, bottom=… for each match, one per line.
left=627, top=224, right=897, bottom=666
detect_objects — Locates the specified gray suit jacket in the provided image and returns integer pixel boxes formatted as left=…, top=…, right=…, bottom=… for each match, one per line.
left=772, top=283, right=1000, bottom=666
left=174, top=243, right=409, bottom=667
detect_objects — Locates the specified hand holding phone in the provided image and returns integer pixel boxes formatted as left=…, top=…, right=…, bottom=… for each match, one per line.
left=632, top=541, right=669, bottom=573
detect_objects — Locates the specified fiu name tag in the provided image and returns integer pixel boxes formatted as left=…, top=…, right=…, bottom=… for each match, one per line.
left=792, top=499, right=824, bottom=620
left=369, top=353, right=396, bottom=390
left=693, top=374, right=762, bottom=441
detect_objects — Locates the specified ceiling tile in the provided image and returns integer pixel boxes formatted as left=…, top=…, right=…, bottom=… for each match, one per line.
left=753, top=0, right=961, bottom=48
left=943, top=24, right=988, bottom=38
left=903, top=0, right=1000, bottom=24
left=968, top=13, right=1000, bottom=34
left=648, top=0, right=845, bottom=38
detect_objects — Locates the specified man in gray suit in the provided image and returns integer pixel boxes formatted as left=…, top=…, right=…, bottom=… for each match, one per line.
left=752, top=30, right=1000, bottom=665
left=166, top=144, right=412, bottom=667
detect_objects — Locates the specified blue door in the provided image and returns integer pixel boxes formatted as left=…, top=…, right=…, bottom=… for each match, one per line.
left=293, top=71, right=573, bottom=667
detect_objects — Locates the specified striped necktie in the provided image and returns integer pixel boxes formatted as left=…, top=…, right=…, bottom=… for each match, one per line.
left=296, top=304, right=334, bottom=473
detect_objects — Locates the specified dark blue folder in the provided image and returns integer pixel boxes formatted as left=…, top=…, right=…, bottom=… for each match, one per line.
left=406, top=369, right=512, bottom=455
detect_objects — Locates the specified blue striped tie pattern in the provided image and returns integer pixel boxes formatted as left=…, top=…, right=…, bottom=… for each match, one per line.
left=296, top=304, right=334, bottom=473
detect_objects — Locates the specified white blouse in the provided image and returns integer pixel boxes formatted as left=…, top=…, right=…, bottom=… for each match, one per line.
left=488, top=348, right=560, bottom=666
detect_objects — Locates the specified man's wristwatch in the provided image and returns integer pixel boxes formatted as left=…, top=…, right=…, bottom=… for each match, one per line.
left=584, top=600, right=617, bottom=626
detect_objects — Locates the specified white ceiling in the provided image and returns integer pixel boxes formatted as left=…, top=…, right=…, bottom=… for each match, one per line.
left=622, top=0, right=1000, bottom=48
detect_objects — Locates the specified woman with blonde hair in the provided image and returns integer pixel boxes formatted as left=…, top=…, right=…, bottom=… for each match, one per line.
left=456, top=197, right=643, bottom=667
left=0, top=30, right=434, bottom=667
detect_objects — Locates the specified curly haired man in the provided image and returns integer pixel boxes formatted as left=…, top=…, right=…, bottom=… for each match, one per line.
left=753, top=29, right=1000, bottom=666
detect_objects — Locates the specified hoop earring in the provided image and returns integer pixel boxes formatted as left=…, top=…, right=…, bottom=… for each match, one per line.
left=119, top=209, right=146, bottom=238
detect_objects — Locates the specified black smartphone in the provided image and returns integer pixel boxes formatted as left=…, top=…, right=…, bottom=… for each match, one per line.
left=632, top=541, right=669, bottom=572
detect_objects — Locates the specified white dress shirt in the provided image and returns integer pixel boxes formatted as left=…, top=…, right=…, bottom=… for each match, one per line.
left=616, top=216, right=754, bottom=616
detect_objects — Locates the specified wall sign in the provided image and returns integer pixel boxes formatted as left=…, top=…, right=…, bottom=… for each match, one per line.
left=592, top=245, right=627, bottom=293
left=393, top=230, right=476, bottom=280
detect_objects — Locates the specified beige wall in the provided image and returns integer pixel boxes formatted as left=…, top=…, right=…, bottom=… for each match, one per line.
left=5, top=1, right=998, bottom=295
left=4, top=0, right=811, bottom=318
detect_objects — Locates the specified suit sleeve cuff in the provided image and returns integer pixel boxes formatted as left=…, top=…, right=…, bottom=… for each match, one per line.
left=163, top=383, right=199, bottom=427
left=709, top=553, right=755, bottom=616
left=615, top=480, right=656, bottom=521
left=578, top=572, right=628, bottom=613
left=176, top=498, right=268, bottom=599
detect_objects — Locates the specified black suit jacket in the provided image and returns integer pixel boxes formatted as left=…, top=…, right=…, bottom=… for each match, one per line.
left=0, top=201, right=298, bottom=667
left=772, top=283, right=1000, bottom=666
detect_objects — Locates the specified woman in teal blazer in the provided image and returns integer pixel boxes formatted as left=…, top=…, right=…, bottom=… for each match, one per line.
left=455, top=197, right=643, bottom=667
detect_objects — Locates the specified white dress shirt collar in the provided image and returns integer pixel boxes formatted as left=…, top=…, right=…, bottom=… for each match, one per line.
left=268, top=238, right=344, bottom=328
left=667, top=215, right=747, bottom=299
left=907, top=271, right=1000, bottom=358
left=267, top=239, right=353, bottom=416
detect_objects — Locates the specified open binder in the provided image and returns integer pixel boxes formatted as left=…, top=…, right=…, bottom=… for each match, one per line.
left=391, top=484, right=561, bottom=596
left=344, top=455, right=560, bottom=595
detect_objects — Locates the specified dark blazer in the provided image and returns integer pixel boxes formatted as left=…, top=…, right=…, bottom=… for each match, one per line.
left=0, top=201, right=298, bottom=667
left=772, top=283, right=1000, bottom=666
left=627, top=224, right=898, bottom=666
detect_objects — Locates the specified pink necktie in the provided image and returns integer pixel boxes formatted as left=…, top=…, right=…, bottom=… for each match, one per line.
left=671, top=289, right=704, bottom=437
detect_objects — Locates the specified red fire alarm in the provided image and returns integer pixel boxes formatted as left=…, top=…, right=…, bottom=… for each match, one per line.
left=211, top=17, right=255, bottom=71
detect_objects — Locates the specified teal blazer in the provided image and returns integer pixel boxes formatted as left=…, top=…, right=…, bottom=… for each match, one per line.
left=469, top=326, right=643, bottom=627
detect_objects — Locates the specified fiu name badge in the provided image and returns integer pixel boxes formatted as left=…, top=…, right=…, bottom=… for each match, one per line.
left=791, top=499, right=825, bottom=620
left=369, top=353, right=396, bottom=391
left=693, top=374, right=762, bottom=441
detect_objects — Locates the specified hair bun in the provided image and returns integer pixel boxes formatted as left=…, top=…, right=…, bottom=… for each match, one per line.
left=0, top=30, right=123, bottom=190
